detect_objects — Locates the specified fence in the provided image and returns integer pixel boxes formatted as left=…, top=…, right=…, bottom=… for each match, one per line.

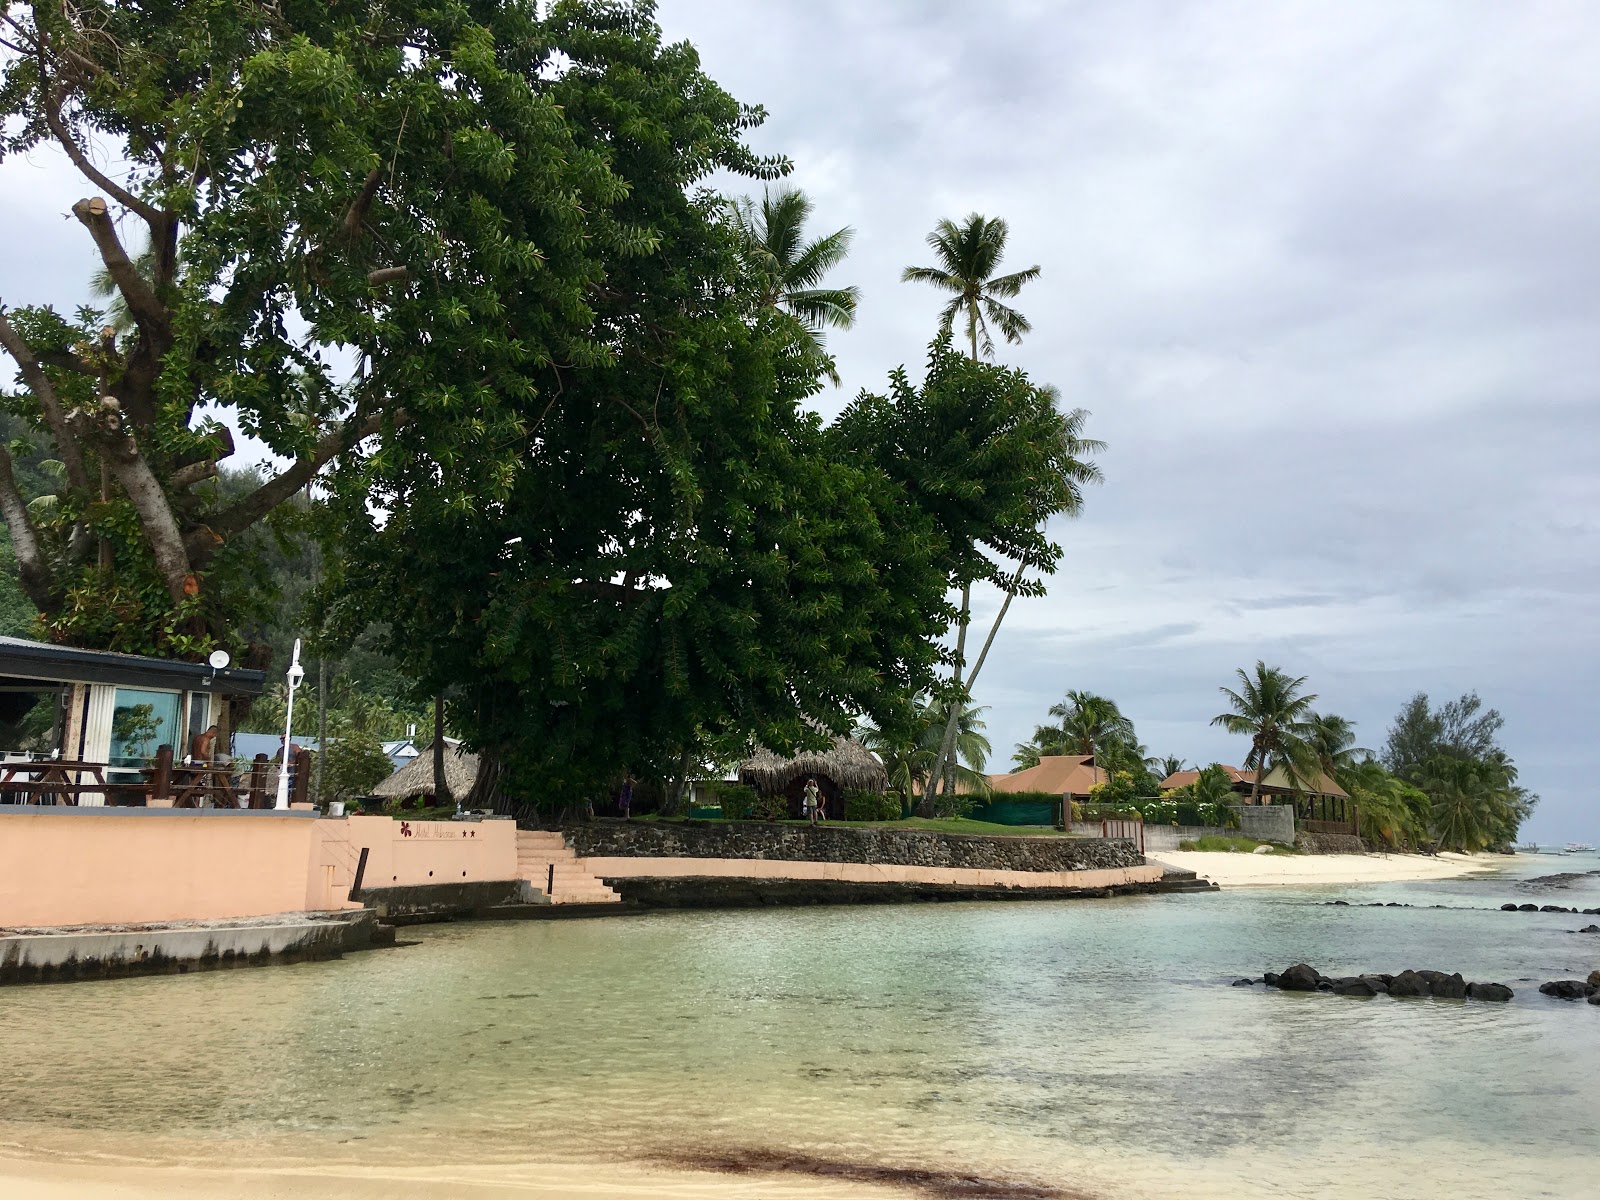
left=0, top=745, right=311, bottom=808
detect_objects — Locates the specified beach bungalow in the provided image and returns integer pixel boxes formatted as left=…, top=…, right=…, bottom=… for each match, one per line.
left=0, top=635, right=264, bottom=804
left=1158, top=764, right=1258, bottom=799
left=1257, top=764, right=1355, bottom=834
left=737, top=734, right=889, bottom=818
left=988, top=754, right=1106, bottom=802
left=371, top=738, right=480, bottom=805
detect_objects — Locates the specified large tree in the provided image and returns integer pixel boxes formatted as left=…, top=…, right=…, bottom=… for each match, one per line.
left=322, top=5, right=971, bottom=811
left=1210, top=662, right=1317, bottom=804
left=1, top=0, right=721, bottom=655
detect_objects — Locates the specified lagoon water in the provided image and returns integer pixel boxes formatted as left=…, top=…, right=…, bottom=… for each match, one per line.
left=2, top=855, right=1597, bottom=1199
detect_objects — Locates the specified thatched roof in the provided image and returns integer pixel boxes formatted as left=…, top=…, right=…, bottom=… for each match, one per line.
left=738, top=733, right=889, bottom=794
left=371, top=740, right=480, bottom=799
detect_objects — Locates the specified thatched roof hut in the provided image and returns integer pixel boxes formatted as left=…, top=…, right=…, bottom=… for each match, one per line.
left=371, top=739, right=480, bottom=800
left=738, top=733, right=889, bottom=796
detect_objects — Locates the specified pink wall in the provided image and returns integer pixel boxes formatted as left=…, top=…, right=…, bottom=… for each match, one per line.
left=0, top=812, right=521, bottom=929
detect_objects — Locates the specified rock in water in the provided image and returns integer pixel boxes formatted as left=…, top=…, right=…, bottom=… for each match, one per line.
left=1500, top=903, right=1519, bottom=911
left=1276, top=963, right=1322, bottom=992
left=1232, top=978, right=1256, bottom=987
left=1388, top=970, right=1430, bottom=998
left=1590, top=993, right=1600, bottom=1007
left=1418, top=970, right=1467, bottom=999
left=1538, top=980, right=1596, bottom=1000
left=1518, top=904, right=1539, bottom=912
left=1466, top=982, right=1514, bottom=1001
left=1331, top=977, right=1377, bottom=997
left=1588, top=970, right=1600, bottom=989
left=1578, top=925, right=1600, bottom=934
left=1263, top=972, right=1281, bottom=987
left=1359, top=974, right=1393, bottom=993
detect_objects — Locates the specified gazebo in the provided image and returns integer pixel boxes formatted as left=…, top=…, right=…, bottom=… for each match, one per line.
left=371, top=739, right=480, bottom=806
left=737, top=733, right=889, bottom=818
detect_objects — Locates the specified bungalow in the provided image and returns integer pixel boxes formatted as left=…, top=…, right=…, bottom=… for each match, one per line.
left=738, top=733, right=889, bottom=818
left=988, top=754, right=1107, bottom=803
left=1158, top=764, right=1257, bottom=799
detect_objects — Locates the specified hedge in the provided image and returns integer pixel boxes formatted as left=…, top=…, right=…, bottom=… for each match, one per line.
left=843, top=790, right=902, bottom=821
left=714, top=784, right=757, bottom=821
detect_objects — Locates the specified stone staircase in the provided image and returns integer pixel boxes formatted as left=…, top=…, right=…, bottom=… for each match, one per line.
left=516, top=830, right=623, bottom=905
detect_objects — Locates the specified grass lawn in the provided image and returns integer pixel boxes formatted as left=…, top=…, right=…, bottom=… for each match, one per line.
left=1177, top=834, right=1299, bottom=855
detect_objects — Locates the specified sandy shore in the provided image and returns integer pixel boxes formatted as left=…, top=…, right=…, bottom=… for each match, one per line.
left=0, top=1154, right=893, bottom=1200
left=1150, top=849, right=1498, bottom=888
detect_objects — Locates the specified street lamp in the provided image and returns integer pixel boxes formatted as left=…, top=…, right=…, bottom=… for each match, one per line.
left=274, top=639, right=307, bottom=810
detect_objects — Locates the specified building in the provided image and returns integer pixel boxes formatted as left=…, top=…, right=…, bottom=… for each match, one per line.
left=988, top=754, right=1107, bottom=803
left=738, top=733, right=889, bottom=817
left=1, top=636, right=264, bottom=802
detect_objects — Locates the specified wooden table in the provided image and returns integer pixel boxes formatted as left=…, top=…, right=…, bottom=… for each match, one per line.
left=162, top=762, right=247, bottom=809
left=0, top=759, right=111, bottom=806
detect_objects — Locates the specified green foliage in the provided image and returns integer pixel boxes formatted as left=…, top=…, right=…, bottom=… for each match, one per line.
left=1163, top=763, right=1239, bottom=808
left=714, top=784, right=757, bottom=822
left=317, top=728, right=395, bottom=803
left=1342, top=759, right=1431, bottom=850
left=1087, top=769, right=1142, bottom=811
left=859, top=696, right=990, bottom=804
left=842, top=790, right=902, bottom=822
left=1130, top=799, right=1240, bottom=829
left=752, top=791, right=790, bottom=822
left=901, top=214, right=1041, bottom=361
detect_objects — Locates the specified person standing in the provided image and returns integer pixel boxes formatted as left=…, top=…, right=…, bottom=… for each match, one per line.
left=618, top=774, right=634, bottom=820
left=804, top=776, right=820, bottom=826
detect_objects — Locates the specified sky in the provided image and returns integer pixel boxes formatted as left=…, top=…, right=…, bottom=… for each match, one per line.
left=3, top=1, right=1596, bottom=839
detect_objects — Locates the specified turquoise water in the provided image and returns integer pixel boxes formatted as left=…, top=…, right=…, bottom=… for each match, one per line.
left=2, top=855, right=1597, bottom=1198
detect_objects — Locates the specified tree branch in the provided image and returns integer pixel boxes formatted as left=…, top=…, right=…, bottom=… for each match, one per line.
left=0, top=443, right=55, bottom=610
left=367, top=265, right=410, bottom=287
left=89, top=414, right=194, bottom=605
left=0, top=303, right=92, bottom=492
left=39, top=64, right=165, bottom=227
left=72, top=197, right=172, bottom=348
left=187, top=408, right=402, bottom=564
left=343, top=168, right=383, bottom=241
left=168, top=459, right=219, bottom=491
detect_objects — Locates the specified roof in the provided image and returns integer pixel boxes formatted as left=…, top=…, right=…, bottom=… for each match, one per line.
left=372, top=740, right=480, bottom=799
left=738, top=733, right=889, bottom=794
left=0, top=635, right=264, bottom=696
left=1259, top=764, right=1349, bottom=799
left=988, top=755, right=1106, bottom=797
left=1159, top=765, right=1256, bottom=790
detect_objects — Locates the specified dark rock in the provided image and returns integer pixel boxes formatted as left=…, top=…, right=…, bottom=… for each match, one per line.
left=1263, top=971, right=1281, bottom=987
left=1590, top=993, right=1600, bottom=1006
left=1316, top=980, right=1334, bottom=991
left=1540, top=905, right=1568, bottom=913
left=1232, top=978, right=1256, bottom=986
left=1388, top=969, right=1430, bottom=998
left=1276, top=963, right=1321, bottom=992
left=1330, top=900, right=1349, bottom=906
left=1331, top=977, right=1377, bottom=997
left=1589, top=970, right=1600, bottom=988
left=1386, top=902, right=1403, bottom=907
left=1501, top=903, right=1519, bottom=911
left=1578, top=925, right=1600, bottom=934
left=1466, top=982, right=1514, bottom=1001
left=1538, top=980, right=1597, bottom=1000
left=1518, top=904, right=1539, bottom=912
left=1417, top=970, right=1467, bottom=999
left=1359, top=974, right=1392, bottom=993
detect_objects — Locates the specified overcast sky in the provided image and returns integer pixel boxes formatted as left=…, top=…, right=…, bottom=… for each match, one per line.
left=650, top=0, right=1598, bottom=840
left=3, top=2, right=1595, bottom=839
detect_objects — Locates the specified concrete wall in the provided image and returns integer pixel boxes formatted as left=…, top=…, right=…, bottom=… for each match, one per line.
left=0, top=809, right=520, bottom=929
left=584, top=855, right=1163, bottom=891
left=1233, top=804, right=1295, bottom=843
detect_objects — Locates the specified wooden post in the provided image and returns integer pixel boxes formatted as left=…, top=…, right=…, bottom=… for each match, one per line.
left=151, top=744, right=173, bottom=804
left=291, top=747, right=312, bottom=806
left=248, top=753, right=269, bottom=808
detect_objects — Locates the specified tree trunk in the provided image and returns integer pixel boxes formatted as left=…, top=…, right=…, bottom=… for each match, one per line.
left=921, top=582, right=971, bottom=816
left=432, top=694, right=452, bottom=808
left=315, top=656, right=327, bottom=805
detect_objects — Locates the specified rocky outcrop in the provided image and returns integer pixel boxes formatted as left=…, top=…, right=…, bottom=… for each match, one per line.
left=1248, top=964, right=1510, bottom=1001
left=561, top=820, right=1145, bottom=872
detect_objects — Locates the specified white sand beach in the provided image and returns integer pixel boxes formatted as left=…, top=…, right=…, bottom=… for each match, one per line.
left=1151, top=850, right=1498, bottom=888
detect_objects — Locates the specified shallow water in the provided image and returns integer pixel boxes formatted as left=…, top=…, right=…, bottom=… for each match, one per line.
left=2, top=855, right=1597, bottom=1198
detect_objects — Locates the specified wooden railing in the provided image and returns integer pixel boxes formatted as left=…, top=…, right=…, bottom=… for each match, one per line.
left=1, top=745, right=312, bottom=809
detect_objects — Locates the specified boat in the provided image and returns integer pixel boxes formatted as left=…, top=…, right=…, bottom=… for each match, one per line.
left=1561, top=842, right=1594, bottom=854
left=1517, top=842, right=1540, bottom=853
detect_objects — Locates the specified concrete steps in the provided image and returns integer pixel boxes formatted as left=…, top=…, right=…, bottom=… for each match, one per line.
left=515, top=830, right=622, bottom=905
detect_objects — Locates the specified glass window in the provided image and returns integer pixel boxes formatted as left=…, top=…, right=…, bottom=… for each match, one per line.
left=186, top=693, right=211, bottom=758
left=109, top=688, right=182, bottom=770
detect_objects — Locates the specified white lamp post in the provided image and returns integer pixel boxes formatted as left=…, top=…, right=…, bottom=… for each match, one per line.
left=274, top=639, right=306, bottom=810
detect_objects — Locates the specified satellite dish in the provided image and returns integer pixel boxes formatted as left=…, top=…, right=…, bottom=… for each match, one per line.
left=208, top=650, right=231, bottom=671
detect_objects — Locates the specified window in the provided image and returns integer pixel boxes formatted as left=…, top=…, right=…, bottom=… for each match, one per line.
left=186, top=693, right=212, bottom=758
left=108, top=688, right=181, bottom=770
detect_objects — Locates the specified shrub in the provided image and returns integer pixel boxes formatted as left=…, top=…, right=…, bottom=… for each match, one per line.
left=843, top=790, right=902, bottom=821
left=753, top=790, right=789, bottom=821
left=715, top=784, right=757, bottom=821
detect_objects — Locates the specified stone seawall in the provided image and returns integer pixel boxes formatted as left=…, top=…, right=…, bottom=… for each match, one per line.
left=561, top=821, right=1144, bottom=872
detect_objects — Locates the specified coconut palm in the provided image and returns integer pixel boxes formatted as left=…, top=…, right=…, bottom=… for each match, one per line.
left=1210, top=662, right=1318, bottom=804
left=1050, top=691, right=1135, bottom=761
left=726, top=186, right=859, bottom=384
left=1304, top=712, right=1369, bottom=783
left=861, top=698, right=990, bottom=804
left=1153, top=755, right=1187, bottom=781
left=902, top=214, right=1040, bottom=361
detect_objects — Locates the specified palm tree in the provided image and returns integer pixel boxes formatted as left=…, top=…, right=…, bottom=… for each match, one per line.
left=1304, top=712, right=1370, bottom=783
left=1050, top=691, right=1134, bottom=763
left=1154, top=755, right=1186, bottom=781
left=902, top=214, right=1040, bottom=361
left=861, top=698, right=991, bottom=808
left=1210, top=662, right=1318, bottom=804
left=726, top=187, right=859, bottom=383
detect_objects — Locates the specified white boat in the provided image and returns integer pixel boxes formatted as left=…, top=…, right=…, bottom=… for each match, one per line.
left=1561, top=842, right=1594, bottom=854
